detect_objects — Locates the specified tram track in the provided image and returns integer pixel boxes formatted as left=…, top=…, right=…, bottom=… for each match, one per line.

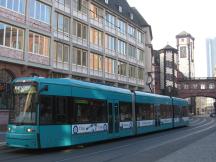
left=0, top=117, right=215, bottom=162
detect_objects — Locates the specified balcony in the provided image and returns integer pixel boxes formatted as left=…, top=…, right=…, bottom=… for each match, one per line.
left=137, top=79, right=145, bottom=86
left=128, top=57, right=137, bottom=64
left=138, top=60, right=145, bottom=66
left=72, top=35, right=88, bottom=47
left=72, top=9, right=88, bottom=22
left=105, top=48, right=116, bottom=57
left=117, top=53, right=127, bottom=61
left=137, top=41, right=144, bottom=49
left=0, top=7, right=25, bottom=25
left=90, top=18, right=103, bottom=29
left=0, top=46, right=23, bottom=60
left=105, top=25, right=116, bottom=35
left=118, top=75, right=128, bottom=82
left=90, top=69, right=103, bottom=77
left=54, top=31, right=70, bottom=42
left=53, top=61, right=69, bottom=71
left=90, top=43, right=103, bottom=52
left=128, top=77, right=137, bottom=84
left=27, top=18, right=51, bottom=33
left=72, top=65, right=88, bottom=74
left=105, top=73, right=116, bottom=80
left=54, top=1, right=70, bottom=13
left=128, top=36, right=136, bottom=45
left=117, top=31, right=127, bottom=40
left=28, top=53, right=50, bottom=66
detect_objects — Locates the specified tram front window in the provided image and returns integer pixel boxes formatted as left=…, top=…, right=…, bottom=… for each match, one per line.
left=9, top=82, right=37, bottom=125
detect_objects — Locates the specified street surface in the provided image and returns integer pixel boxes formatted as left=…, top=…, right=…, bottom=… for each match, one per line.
left=0, top=117, right=216, bottom=162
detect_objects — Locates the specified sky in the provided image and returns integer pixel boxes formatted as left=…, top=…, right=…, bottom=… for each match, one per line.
left=127, top=0, right=216, bottom=77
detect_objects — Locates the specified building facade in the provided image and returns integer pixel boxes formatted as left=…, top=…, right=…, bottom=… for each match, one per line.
left=206, top=38, right=216, bottom=77
left=0, top=0, right=152, bottom=130
left=176, top=31, right=195, bottom=78
left=158, top=45, right=178, bottom=96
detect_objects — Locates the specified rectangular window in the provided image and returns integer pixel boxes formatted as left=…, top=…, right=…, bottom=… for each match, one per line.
left=90, top=28, right=103, bottom=46
left=128, top=25, right=136, bottom=38
left=128, top=65, right=136, bottom=78
left=72, top=98, right=107, bottom=123
left=0, top=0, right=25, bottom=14
left=136, top=104, right=154, bottom=120
left=105, top=57, right=115, bottom=74
left=11, top=27, right=18, bottom=49
left=18, top=29, right=24, bottom=50
left=73, top=20, right=87, bottom=40
left=106, top=34, right=115, bottom=51
left=5, top=25, right=11, bottom=47
left=29, top=32, right=50, bottom=56
left=117, top=19, right=126, bottom=34
left=137, top=31, right=144, bottom=43
left=54, top=12, right=70, bottom=35
left=117, top=39, right=126, bottom=55
left=90, top=3, right=103, bottom=22
left=118, top=61, right=127, bottom=76
left=0, top=23, right=4, bottom=45
left=0, top=22, right=24, bottom=50
left=137, top=49, right=144, bottom=62
left=128, top=44, right=136, bottom=58
left=138, top=68, right=144, bottom=80
left=29, top=0, right=51, bottom=24
left=160, top=104, right=172, bottom=118
left=105, top=12, right=115, bottom=28
left=73, top=0, right=87, bottom=14
left=90, top=53, right=102, bottom=71
left=180, top=46, right=186, bottom=58
left=73, top=47, right=87, bottom=67
left=55, top=42, right=69, bottom=63
left=119, top=102, right=132, bottom=122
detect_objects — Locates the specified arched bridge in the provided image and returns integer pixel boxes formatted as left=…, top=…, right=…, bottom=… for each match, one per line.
left=178, top=77, right=216, bottom=98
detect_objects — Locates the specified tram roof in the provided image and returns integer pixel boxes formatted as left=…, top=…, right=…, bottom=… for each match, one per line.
left=14, top=77, right=132, bottom=95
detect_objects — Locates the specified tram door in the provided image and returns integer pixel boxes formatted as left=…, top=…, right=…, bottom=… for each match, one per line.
left=155, top=105, right=161, bottom=127
left=108, top=100, right=119, bottom=134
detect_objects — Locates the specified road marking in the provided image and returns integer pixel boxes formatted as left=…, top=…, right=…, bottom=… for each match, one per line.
left=55, top=120, right=216, bottom=162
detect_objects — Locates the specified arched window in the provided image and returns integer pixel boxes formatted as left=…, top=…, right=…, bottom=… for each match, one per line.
left=0, top=69, right=15, bottom=110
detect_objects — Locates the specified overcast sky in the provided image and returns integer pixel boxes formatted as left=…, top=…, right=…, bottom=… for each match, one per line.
left=127, top=0, right=216, bottom=77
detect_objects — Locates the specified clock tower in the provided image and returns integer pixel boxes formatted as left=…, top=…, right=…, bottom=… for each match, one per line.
left=176, top=31, right=195, bottom=78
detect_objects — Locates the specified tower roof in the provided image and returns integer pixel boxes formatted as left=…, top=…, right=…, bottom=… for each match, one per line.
left=176, top=31, right=195, bottom=40
left=160, top=44, right=178, bottom=53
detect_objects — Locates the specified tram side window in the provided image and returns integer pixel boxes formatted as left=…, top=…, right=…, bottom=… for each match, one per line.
left=53, top=97, right=68, bottom=124
left=174, top=105, right=181, bottom=118
left=40, top=95, right=53, bottom=124
left=182, top=106, right=189, bottom=117
left=119, top=102, right=132, bottom=122
left=136, top=104, right=154, bottom=120
left=160, top=104, right=172, bottom=118
left=73, top=99, right=107, bottom=124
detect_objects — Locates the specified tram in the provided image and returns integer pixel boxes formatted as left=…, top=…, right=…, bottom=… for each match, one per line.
left=6, top=77, right=189, bottom=149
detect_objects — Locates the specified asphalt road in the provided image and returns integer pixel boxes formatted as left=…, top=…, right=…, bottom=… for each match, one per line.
left=0, top=117, right=216, bottom=162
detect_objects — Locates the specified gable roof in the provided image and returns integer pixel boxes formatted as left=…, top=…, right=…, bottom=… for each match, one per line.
left=176, top=31, right=195, bottom=40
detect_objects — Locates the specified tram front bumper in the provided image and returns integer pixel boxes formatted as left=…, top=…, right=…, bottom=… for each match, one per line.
left=6, top=133, right=38, bottom=149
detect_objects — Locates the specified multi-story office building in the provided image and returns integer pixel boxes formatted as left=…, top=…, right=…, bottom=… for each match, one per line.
left=206, top=38, right=216, bottom=77
left=176, top=31, right=195, bottom=78
left=0, top=0, right=152, bottom=130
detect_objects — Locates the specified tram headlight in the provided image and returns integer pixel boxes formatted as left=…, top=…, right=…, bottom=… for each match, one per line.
left=27, top=128, right=32, bottom=133
left=8, top=127, right=11, bottom=132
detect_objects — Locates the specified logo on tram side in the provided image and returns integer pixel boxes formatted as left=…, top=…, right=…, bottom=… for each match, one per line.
left=72, top=123, right=108, bottom=134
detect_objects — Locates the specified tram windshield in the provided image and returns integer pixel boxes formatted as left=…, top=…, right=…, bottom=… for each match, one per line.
left=9, top=82, right=37, bottom=125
